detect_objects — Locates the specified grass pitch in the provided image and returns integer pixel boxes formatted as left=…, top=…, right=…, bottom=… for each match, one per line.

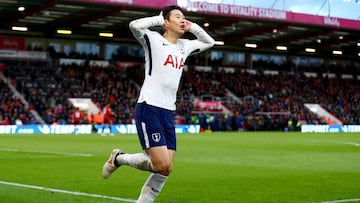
left=0, top=132, right=360, bottom=203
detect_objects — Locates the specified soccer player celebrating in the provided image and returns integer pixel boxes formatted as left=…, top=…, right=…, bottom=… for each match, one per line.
left=102, top=5, right=214, bottom=203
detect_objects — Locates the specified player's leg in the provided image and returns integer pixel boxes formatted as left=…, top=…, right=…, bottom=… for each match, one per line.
left=73, top=120, right=80, bottom=134
left=136, top=148, right=175, bottom=203
left=145, top=146, right=174, bottom=175
left=102, top=146, right=175, bottom=202
left=136, top=112, right=177, bottom=203
left=102, top=103, right=160, bottom=177
left=102, top=149, right=155, bottom=179
left=103, top=121, right=170, bottom=174
left=102, top=145, right=173, bottom=179
left=127, top=103, right=175, bottom=174
left=102, top=117, right=111, bottom=136
left=103, top=104, right=173, bottom=169
left=109, top=119, right=114, bottom=136
left=101, top=121, right=106, bottom=136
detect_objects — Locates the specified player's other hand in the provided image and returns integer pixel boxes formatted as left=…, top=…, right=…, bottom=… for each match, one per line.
left=159, top=11, right=165, bottom=27
left=184, top=19, right=192, bottom=32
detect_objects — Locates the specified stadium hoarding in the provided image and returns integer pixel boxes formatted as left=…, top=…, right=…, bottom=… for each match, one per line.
left=1, top=124, right=359, bottom=134
left=0, top=50, right=47, bottom=60
left=180, top=0, right=360, bottom=30
left=66, top=0, right=176, bottom=8
left=0, top=124, right=200, bottom=134
left=0, top=36, right=25, bottom=50
left=64, top=0, right=359, bottom=30
left=301, top=125, right=360, bottom=133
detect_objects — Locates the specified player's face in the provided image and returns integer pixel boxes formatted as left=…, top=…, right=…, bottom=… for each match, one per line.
left=167, top=9, right=185, bottom=36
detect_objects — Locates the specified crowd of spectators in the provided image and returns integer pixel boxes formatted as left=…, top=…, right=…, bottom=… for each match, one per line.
left=0, top=79, right=36, bottom=125
left=1, top=53, right=359, bottom=131
left=182, top=67, right=359, bottom=131
left=2, top=61, right=140, bottom=125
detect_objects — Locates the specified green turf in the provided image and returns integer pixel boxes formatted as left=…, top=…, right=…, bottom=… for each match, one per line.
left=0, top=132, right=360, bottom=203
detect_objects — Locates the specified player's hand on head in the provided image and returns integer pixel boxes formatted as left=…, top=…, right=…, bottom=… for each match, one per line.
left=184, top=19, right=192, bottom=32
left=159, top=11, right=165, bottom=27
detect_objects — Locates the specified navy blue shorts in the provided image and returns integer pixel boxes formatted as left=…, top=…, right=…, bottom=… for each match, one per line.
left=135, top=103, right=176, bottom=150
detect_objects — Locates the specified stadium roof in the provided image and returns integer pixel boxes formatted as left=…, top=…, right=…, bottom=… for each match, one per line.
left=0, top=0, right=359, bottom=60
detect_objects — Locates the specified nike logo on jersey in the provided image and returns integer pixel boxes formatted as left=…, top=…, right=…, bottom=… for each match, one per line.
left=162, top=42, right=169, bottom=46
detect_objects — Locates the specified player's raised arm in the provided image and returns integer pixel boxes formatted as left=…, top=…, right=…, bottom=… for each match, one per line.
left=129, top=15, right=164, bottom=40
left=186, top=20, right=215, bottom=54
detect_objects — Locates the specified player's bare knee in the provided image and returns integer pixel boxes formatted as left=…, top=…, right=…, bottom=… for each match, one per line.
left=153, top=161, right=172, bottom=176
left=159, top=165, right=172, bottom=176
left=163, top=164, right=173, bottom=176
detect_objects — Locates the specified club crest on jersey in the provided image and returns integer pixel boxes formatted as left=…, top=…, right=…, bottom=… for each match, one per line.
left=151, top=133, right=161, bottom=143
left=163, top=54, right=184, bottom=69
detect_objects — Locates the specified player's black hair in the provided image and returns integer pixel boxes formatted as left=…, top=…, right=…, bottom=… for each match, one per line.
left=162, top=5, right=184, bottom=20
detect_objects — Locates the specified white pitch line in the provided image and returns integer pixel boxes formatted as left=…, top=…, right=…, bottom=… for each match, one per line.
left=0, top=180, right=136, bottom=203
left=341, top=142, right=360, bottom=147
left=319, top=198, right=360, bottom=203
left=1, top=148, right=92, bottom=157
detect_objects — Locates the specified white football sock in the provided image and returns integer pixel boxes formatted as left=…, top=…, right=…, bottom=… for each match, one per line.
left=136, top=173, right=168, bottom=203
left=116, top=153, right=153, bottom=172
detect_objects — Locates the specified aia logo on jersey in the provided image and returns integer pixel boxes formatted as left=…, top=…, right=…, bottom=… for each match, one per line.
left=163, top=54, right=184, bottom=69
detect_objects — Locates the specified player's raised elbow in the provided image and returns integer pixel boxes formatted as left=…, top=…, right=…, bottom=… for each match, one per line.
left=128, top=20, right=137, bottom=33
left=204, top=37, right=215, bottom=50
left=208, top=38, right=215, bottom=47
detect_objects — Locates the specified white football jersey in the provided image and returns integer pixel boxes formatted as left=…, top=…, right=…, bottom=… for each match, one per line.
left=130, top=16, right=214, bottom=110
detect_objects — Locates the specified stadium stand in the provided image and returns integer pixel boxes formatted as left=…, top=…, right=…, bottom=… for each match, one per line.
left=0, top=1, right=359, bottom=132
left=0, top=74, right=36, bottom=125
left=1, top=49, right=359, bottom=131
